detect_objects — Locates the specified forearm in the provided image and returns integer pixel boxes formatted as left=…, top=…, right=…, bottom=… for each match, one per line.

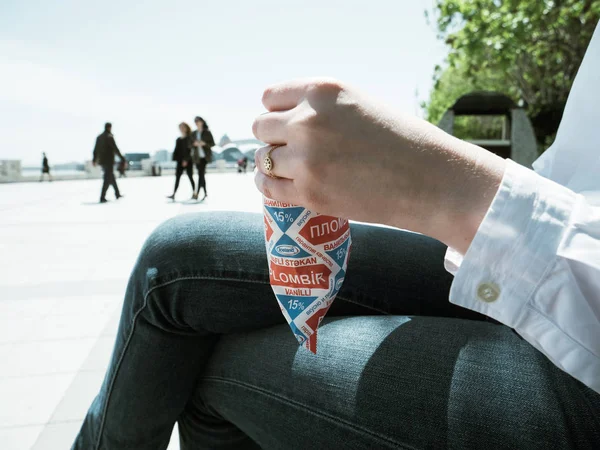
left=387, top=118, right=506, bottom=254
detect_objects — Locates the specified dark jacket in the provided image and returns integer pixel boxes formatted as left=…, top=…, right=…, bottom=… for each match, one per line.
left=172, top=136, right=192, bottom=164
left=93, top=131, right=124, bottom=167
left=191, top=129, right=215, bottom=163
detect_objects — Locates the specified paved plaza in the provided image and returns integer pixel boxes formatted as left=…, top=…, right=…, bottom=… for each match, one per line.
left=0, top=172, right=262, bottom=449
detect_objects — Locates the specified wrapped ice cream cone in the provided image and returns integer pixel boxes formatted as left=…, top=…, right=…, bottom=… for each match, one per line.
left=263, top=197, right=351, bottom=353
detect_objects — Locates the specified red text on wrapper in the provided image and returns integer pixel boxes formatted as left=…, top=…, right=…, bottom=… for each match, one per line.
left=264, top=199, right=295, bottom=208
left=323, top=230, right=350, bottom=251
left=299, top=216, right=349, bottom=246
left=269, top=263, right=332, bottom=289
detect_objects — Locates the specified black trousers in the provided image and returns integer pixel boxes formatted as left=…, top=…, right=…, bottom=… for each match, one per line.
left=101, top=165, right=120, bottom=200
left=174, top=162, right=195, bottom=194
left=196, top=158, right=207, bottom=195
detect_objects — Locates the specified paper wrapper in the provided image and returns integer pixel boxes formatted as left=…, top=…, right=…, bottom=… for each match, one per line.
left=263, top=197, right=351, bottom=353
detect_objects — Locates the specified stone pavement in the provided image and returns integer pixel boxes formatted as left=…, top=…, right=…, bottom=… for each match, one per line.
left=0, top=173, right=262, bottom=449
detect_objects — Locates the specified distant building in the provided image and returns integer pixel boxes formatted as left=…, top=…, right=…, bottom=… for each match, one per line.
left=154, top=150, right=171, bottom=162
left=219, top=134, right=232, bottom=147
left=219, top=145, right=244, bottom=162
left=210, top=138, right=263, bottom=164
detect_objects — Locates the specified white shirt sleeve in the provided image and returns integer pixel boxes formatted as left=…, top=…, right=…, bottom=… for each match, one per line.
left=445, top=23, right=600, bottom=394
left=445, top=160, right=600, bottom=393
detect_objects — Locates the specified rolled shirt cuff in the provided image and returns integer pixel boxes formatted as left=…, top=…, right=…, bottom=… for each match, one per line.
left=444, top=159, right=576, bottom=328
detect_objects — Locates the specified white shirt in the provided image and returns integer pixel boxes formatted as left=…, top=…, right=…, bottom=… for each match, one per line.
left=445, top=24, right=600, bottom=394
left=196, top=130, right=206, bottom=159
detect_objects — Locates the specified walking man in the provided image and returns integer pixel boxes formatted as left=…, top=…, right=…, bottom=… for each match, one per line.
left=93, top=122, right=125, bottom=203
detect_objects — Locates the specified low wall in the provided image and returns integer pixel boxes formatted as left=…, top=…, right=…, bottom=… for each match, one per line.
left=1, top=166, right=246, bottom=184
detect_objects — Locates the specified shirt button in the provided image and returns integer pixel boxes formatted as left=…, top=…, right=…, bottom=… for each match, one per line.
left=477, top=282, right=500, bottom=303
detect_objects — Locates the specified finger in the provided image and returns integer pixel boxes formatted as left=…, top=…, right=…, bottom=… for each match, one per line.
left=255, top=145, right=296, bottom=179
left=252, top=111, right=289, bottom=143
left=254, top=171, right=300, bottom=204
left=261, top=79, right=314, bottom=112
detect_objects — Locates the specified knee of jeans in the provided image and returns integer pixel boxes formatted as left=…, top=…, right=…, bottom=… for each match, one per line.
left=134, top=212, right=262, bottom=286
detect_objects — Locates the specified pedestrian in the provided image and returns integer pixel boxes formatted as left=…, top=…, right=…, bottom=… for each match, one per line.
left=93, top=122, right=125, bottom=203
left=237, top=156, right=249, bottom=173
left=167, top=122, right=195, bottom=200
left=39, top=152, right=52, bottom=182
left=191, top=116, right=214, bottom=201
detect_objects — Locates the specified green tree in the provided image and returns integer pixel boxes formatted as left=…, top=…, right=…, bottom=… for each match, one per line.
left=425, top=0, right=600, bottom=149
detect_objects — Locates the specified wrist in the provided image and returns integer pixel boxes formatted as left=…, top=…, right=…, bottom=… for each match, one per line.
left=436, top=141, right=506, bottom=254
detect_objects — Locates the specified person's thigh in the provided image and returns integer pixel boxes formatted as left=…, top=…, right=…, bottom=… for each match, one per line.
left=185, top=316, right=600, bottom=450
left=73, top=212, right=482, bottom=448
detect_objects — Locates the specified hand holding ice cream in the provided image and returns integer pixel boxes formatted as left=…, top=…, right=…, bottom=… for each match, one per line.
left=252, top=78, right=505, bottom=254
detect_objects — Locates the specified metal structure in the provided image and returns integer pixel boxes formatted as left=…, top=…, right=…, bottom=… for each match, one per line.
left=438, top=91, right=538, bottom=168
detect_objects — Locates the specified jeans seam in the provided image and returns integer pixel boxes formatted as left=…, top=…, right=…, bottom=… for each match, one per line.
left=94, top=295, right=149, bottom=449
left=94, top=275, right=273, bottom=449
left=337, top=294, right=388, bottom=315
left=201, top=376, right=417, bottom=450
left=144, top=275, right=383, bottom=316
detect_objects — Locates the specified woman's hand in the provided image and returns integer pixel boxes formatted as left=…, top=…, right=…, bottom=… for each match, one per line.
left=252, top=78, right=506, bottom=253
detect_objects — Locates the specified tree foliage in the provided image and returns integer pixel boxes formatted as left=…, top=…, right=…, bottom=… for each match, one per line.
left=424, top=0, right=600, bottom=149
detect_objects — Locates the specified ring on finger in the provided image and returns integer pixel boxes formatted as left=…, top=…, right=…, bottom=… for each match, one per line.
left=263, top=144, right=284, bottom=178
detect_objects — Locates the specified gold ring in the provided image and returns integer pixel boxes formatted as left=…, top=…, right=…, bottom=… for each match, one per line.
left=263, top=145, right=283, bottom=178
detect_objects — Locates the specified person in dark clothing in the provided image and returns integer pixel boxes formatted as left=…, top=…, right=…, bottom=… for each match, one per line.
left=191, top=116, right=214, bottom=201
left=93, top=122, right=125, bottom=203
left=237, top=156, right=249, bottom=173
left=167, top=122, right=195, bottom=200
left=40, top=152, right=52, bottom=182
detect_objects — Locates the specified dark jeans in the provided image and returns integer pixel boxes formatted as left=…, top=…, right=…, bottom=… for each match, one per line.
left=173, top=162, right=195, bottom=194
left=196, top=158, right=207, bottom=196
left=73, top=212, right=600, bottom=449
left=101, top=165, right=120, bottom=201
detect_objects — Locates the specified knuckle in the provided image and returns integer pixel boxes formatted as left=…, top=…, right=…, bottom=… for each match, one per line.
left=291, top=109, right=319, bottom=132
left=309, top=78, right=344, bottom=96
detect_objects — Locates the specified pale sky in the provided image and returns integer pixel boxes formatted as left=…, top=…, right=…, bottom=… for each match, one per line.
left=0, top=0, right=447, bottom=166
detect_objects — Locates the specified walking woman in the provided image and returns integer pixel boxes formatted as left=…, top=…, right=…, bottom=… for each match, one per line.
left=191, top=116, right=214, bottom=200
left=167, top=122, right=195, bottom=200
